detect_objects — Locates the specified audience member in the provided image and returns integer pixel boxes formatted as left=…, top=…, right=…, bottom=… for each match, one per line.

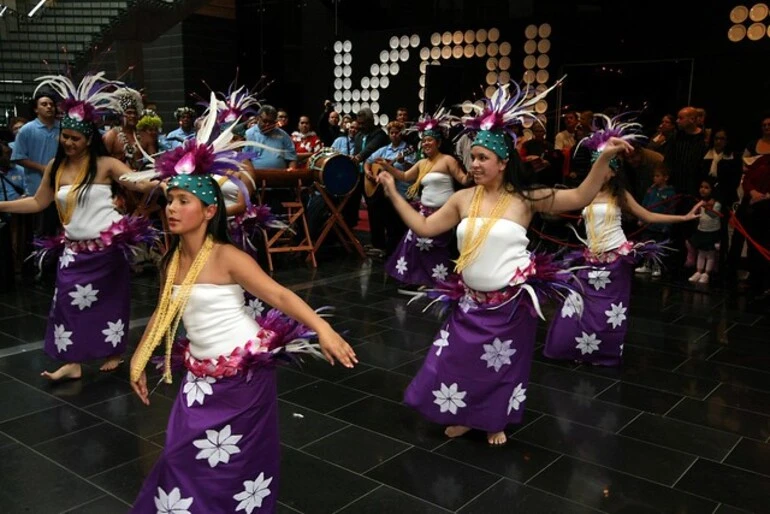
left=291, top=116, right=323, bottom=166
left=647, top=114, right=676, bottom=155
left=245, top=105, right=297, bottom=170
left=635, top=165, right=676, bottom=277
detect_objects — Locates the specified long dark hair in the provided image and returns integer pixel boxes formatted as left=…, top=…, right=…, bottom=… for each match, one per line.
left=499, top=134, right=553, bottom=205
left=159, top=177, right=233, bottom=272
left=48, top=123, right=109, bottom=204
left=606, top=164, right=630, bottom=211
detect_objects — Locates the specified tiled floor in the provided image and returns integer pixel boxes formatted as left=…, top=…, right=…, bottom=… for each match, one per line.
left=1, top=256, right=769, bottom=513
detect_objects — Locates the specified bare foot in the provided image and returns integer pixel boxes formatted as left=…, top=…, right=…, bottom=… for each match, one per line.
left=444, top=425, right=472, bottom=438
left=487, top=431, right=507, bottom=446
left=100, top=356, right=124, bottom=372
left=41, top=363, right=82, bottom=381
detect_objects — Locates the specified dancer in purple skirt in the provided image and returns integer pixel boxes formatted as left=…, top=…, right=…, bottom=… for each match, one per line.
left=127, top=100, right=357, bottom=513
left=378, top=82, right=633, bottom=445
left=544, top=114, right=701, bottom=366
left=0, top=73, right=158, bottom=381
left=379, top=109, right=473, bottom=286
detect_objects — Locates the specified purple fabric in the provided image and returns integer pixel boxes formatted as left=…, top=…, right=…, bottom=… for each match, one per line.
left=44, top=244, right=130, bottom=362
left=404, top=295, right=538, bottom=432
left=130, top=368, right=279, bottom=514
left=385, top=207, right=453, bottom=287
left=544, top=257, right=632, bottom=367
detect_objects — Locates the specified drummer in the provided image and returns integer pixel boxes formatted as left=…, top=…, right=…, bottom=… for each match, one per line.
left=363, top=121, right=414, bottom=258
left=245, top=104, right=297, bottom=170
left=291, top=115, right=324, bottom=167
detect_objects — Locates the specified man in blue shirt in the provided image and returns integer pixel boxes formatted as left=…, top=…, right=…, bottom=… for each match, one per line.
left=165, top=106, right=197, bottom=149
left=11, top=93, right=59, bottom=195
left=331, top=120, right=358, bottom=156
left=245, top=105, right=297, bottom=169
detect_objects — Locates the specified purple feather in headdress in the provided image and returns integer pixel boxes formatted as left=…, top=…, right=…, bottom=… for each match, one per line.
left=576, top=112, right=647, bottom=152
left=34, top=72, right=124, bottom=124
left=406, top=106, right=458, bottom=137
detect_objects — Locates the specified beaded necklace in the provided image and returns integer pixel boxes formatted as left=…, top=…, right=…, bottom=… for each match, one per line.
left=455, top=185, right=513, bottom=273
left=129, top=236, right=216, bottom=384
left=54, top=156, right=90, bottom=226
left=406, top=153, right=440, bottom=199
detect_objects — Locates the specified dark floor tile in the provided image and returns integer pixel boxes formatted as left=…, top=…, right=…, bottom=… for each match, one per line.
left=35, top=422, right=160, bottom=477
left=353, top=327, right=435, bottom=354
left=0, top=404, right=101, bottom=446
left=349, top=341, right=422, bottom=369
left=49, top=374, right=137, bottom=408
left=710, top=347, right=770, bottom=372
left=292, top=357, right=371, bottom=383
left=333, top=396, right=447, bottom=450
left=0, top=329, right=26, bottom=349
left=278, top=400, right=349, bottom=448
left=516, top=416, right=695, bottom=485
left=303, top=425, right=410, bottom=473
left=624, top=330, right=720, bottom=359
left=712, top=504, right=753, bottom=514
left=458, top=477, right=598, bottom=514
left=90, top=452, right=161, bottom=504
left=677, top=358, right=770, bottom=393
left=532, top=350, right=582, bottom=369
left=334, top=317, right=390, bottom=339
left=726, top=324, right=770, bottom=343
left=527, top=384, right=640, bottom=432
left=391, top=356, right=425, bottom=377
left=708, top=384, right=770, bottom=416
left=436, top=430, right=560, bottom=482
left=0, top=444, right=103, bottom=513
left=280, top=379, right=367, bottom=414
left=528, top=455, right=717, bottom=513
left=0, top=313, right=48, bottom=341
left=620, top=413, right=740, bottom=461
left=0, top=379, right=62, bottom=423
left=597, top=382, right=684, bottom=415
left=622, top=344, right=689, bottom=371
left=528, top=361, right=616, bottom=397
left=375, top=313, right=445, bottom=337
left=86, top=392, right=174, bottom=438
left=724, top=438, right=770, bottom=478
left=337, top=485, right=451, bottom=514
left=62, top=495, right=130, bottom=513
left=333, top=304, right=395, bottom=324
left=365, top=447, right=498, bottom=511
left=667, top=398, right=770, bottom=441
left=280, top=446, right=379, bottom=514
left=629, top=318, right=710, bottom=341
left=277, top=367, right=319, bottom=394
left=0, top=303, right=28, bottom=320
left=676, top=458, right=770, bottom=513
left=0, top=293, right=52, bottom=316
left=582, top=362, right=719, bottom=400
left=340, top=367, right=412, bottom=403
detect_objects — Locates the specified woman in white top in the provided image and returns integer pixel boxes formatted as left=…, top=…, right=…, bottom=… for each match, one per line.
left=0, top=73, right=158, bottom=381
left=544, top=115, right=700, bottom=367
left=378, top=113, right=472, bottom=287
left=378, top=83, right=630, bottom=446
left=128, top=119, right=356, bottom=512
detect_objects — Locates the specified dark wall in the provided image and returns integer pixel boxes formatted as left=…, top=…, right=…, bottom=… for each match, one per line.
left=143, top=23, right=185, bottom=126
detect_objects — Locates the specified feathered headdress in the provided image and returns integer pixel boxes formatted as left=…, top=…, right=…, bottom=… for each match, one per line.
left=115, top=87, right=143, bottom=114
left=460, top=80, right=563, bottom=158
left=122, top=91, right=278, bottom=206
left=576, top=113, right=646, bottom=153
left=136, top=109, right=163, bottom=131
left=407, top=106, right=458, bottom=140
left=34, top=72, right=123, bottom=135
left=196, top=74, right=272, bottom=126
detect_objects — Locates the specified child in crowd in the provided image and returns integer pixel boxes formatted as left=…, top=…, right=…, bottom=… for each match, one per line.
left=635, top=165, right=676, bottom=277
left=688, top=177, right=721, bottom=284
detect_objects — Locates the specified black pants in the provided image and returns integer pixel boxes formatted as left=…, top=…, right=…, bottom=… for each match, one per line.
left=365, top=189, right=406, bottom=255
left=746, top=200, right=770, bottom=292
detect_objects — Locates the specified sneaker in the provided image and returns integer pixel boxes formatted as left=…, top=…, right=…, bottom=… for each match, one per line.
left=688, top=271, right=702, bottom=283
left=651, top=265, right=662, bottom=278
left=698, top=272, right=709, bottom=284
left=635, top=265, right=651, bottom=274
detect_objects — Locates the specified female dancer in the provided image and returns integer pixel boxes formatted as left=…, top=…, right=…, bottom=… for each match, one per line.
left=128, top=122, right=356, bottom=514
left=0, top=73, right=158, bottom=380
left=544, top=115, right=701, bottom=367
left=379, top=111, right=472, bottom=286
left=378, top=83, right=631, bottom=445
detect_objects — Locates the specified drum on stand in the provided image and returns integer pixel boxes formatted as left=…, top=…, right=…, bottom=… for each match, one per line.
left=308, top=149, right=359, bottom=197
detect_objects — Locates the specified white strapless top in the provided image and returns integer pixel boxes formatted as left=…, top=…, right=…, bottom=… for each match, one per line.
left=420, top=172, right=454, bottom=208
left=582, top=202, right=626, bottom=253
left=173, top=284, right=260, bottom=360
left=56, top=184, right=123, bottom=240
left=456, top=218, right=531, bottom=291
left=213, top=175, right=240, bottom=211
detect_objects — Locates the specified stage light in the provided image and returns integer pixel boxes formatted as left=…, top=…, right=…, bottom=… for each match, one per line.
left=343, top=40, right=352, bottom=52
left=352, top=89, right=361, bottom=101
left=410, top=35, right=420, bottom=47
left=335, top=102, right=343, bottom=113
left=380, top=114, right=389, bottom=125
left=419, top=61, right=428, bottom=73
left=343, top=90, right=352, bottom=101
left=535, top=100, right=548, bottom=114
left=361, top=90, right=370, bottom=101
left=418, top=88, right=425, bottom=100
left=464, top=45, right=475, bottom=58
left=442, top=32, right=452, bottom=45
left=430, top=33, right=441, bottom=46
left=343, top=65, right=352, bottom=77
left=748, top=22, right=766, bottom=40
left=464, top=30, right=475, bottom=44
left=499, top=56, right=511, bottom=70
left=343, top=78, right=351, bottom=90
left=333, top=41, right=343, bottom=53
left=538, top=39, right=551, bottom=53
left=379, top=63, right=389, bottom=75
left=524, top=55, right=536, bottom=69
left=524, top=70, right=535, bottom=84
left=334, top=66, right=343, bottom=77
left=524, top=40, right=537, bottom=54
left=361, top=76, right=370, bottom=88
left=334, top=78, right=343, bottom=89
left=525, top=24, right=538, bottom=39
left=370, top=64, right=379, bottom=76
left=28, top=0, right=48, bottom=16
left=475, top=44, right=486, bottom=58
left=343, top=53, right=352, bottom=65
left=419, top=75, right=426, bottom=87
left=371, top=90, right=380, bottom=100
left=536, top=69, right=549, bottom=84
left=453, top=46, right=463, bottom=58
left=361, top=101, right=370, bottom=110
left=441, top=46, right=452, bottom=59
left=0, top=5, right=7, bottom=17
left=750, top=3, right=768, bottom=21
left=488, top=28, right=500, bottom=42
left=485, top=71, right=498, bottom=85
left=379, top=50, right=389, bottom=63
left=476, top=29, right=488, bottom=43
left=352, top=102, right=360, bottom=113
left=380, top=76, right=390, bottom=88
left=487, top=43, right=499, bottom=57
left=419, top=47, right=430, bottom=60
left=537, top=54, right=550, bottom=68
left=538, top=23, right=552, bottom=38
left=499, top=42, right=511, bottom=56
left=418, top=102, right=424, bottom=113
left=453, top=31, right=463, bottom=45
left=485, top=86, right=496, bottom=98
left=486, top=58, right=498, bottom=71
left=522, top=118, right=534, bottom=128
left=400, top=49, right=409, bottom=61
left=343, top=102, right=351, bottom=113
left=334, top=91, right=342, bottom=102
left=389, top=36, right=399, bottom=49
left=498, top=71, right=510, bottom=83
left=371, top=101, right=380, bottom=113
left=400, top=35, right=410, bottom=48
left=389, top=62, right=400, bottom=74
left=334, top=54, right=343, bottom=65
left=431, top=47, right=441, bottom=59
left=389, top=49, right=399, bottom=62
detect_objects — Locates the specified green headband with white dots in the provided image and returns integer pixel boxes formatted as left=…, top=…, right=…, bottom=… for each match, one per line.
left=472, top=130, right=509, bottom=159
left=167, top=175, right=217, bottom=205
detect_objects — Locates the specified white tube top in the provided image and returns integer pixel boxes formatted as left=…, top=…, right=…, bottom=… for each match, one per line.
left=582, top=202, right=627, bottom=253
left=173, top=284, right=261, bottom=360
left=56, top=184, right=123, bottom=240
left=457, top=218, right=531, bottom=291
left=420, top=172, right=454, bottom=208
left=213, top=175, right=240, bottom=211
